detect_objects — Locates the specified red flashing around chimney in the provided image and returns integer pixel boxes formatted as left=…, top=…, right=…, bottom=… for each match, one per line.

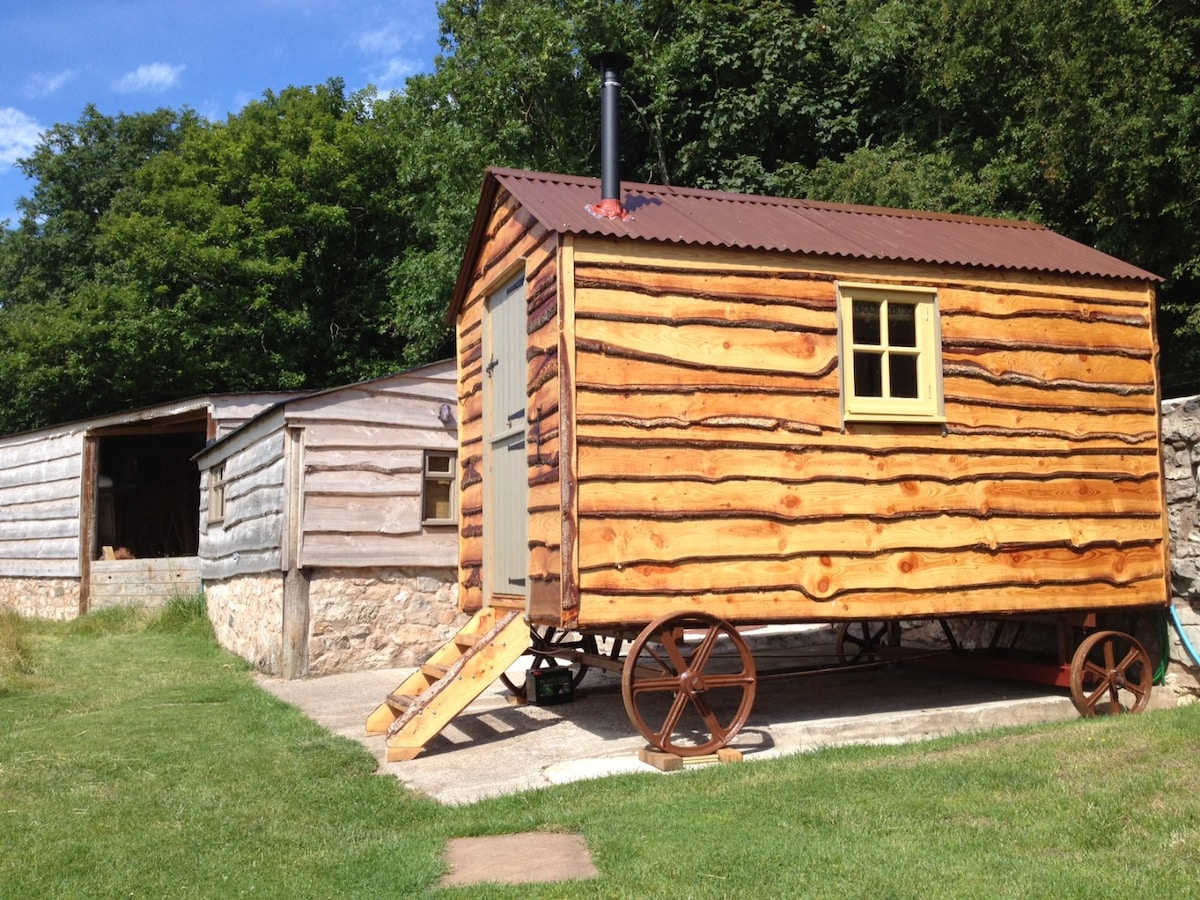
left=585, top=198, right=630, bottom=221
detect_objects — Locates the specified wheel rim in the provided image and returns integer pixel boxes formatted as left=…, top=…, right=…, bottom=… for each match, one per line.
left=835, top=621, right=892, bottom=665
left=621, top=612, right=757, bottom=756
left=500, top=627, right=597, bottom=696
left=1069, top=630, right=1153, bottom=716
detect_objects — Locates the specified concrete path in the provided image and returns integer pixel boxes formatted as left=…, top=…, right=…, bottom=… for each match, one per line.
left=256, top=636, right=1102, bottom=806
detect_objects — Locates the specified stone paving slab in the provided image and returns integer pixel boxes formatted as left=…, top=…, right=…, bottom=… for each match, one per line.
left=439, top=832, right=599, bottom=888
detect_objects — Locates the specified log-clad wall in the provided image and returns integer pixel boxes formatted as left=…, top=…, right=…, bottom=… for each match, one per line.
left=456, top=193, right=562, bottom=614
left=568, top=239, right=1168, bottom=628
left=0, top=431, right=83, bottom=579
left=199, top=431, right=287, bottom=580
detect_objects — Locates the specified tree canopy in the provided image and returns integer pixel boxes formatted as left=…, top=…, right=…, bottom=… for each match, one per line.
left=2, top=0, right=1198, bottom=432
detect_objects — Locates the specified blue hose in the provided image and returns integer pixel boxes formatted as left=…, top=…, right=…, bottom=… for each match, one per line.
left=1169, top=602, right=1200, bottom=668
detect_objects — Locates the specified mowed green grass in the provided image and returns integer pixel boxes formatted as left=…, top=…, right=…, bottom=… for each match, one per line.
left=2, top=600, right=1199, bottom=899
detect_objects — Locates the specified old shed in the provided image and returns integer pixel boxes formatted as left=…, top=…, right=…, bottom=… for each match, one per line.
left=449, top=167, right=1168, bottom=628
left=195, top=361, right=463, bottom=677
left=0, top=394, right=297, bottom=619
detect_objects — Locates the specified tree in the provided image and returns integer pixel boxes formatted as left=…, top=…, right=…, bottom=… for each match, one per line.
left=0, top=81, right=421, bottom=430
left=0, top=106, right=196, bottom=312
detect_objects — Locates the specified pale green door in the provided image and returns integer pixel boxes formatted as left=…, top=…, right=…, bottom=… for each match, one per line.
left=484, top=275, right=529, bottom=602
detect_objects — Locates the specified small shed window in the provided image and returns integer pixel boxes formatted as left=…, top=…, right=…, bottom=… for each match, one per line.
left=838, top=284, right=944, bottom=423
left=208, top=462, right=226, bottom=525
left=422, top=452, right=457, bottom=525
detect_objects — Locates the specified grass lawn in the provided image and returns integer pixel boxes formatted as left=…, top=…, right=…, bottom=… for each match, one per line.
left=3, top=600, right=1199, bottom=898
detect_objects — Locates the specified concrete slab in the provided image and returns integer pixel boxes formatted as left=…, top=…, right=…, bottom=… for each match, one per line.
left=439, top=832, right=598, bottom=888
left=254, top=635, right=1161, bottom=806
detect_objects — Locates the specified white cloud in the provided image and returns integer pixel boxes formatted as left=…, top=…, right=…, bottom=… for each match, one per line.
left=369, top=57, right=421, bottom=92
left=0, top=108, right=43, bottom=167
left=356, top=21, right=430, bottom=93
left=114, top=62, right=185, bottom=94
left=357, top=23, right=407, bottom=57
left=25, top=69, right=77, bottom=99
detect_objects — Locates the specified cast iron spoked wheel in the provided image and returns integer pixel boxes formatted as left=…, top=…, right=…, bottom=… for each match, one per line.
left=1069, top=629, right=1153, bottom=717
left=499, top=626, right=598, bottom=697
left=835, top=621, right=897, bottom=665
left=621, top=611, right=757, bottom=757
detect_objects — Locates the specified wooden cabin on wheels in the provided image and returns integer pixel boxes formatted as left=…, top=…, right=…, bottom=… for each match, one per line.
left=366, top=159, right=1169, bottom=761
left=369, top=58, right=1167, bottom=760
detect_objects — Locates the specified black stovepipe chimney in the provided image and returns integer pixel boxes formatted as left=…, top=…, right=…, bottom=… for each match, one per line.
left=588, top=51, right=632, bottom=220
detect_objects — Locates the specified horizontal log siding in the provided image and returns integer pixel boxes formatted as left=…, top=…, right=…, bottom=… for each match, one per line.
left=455, top=193, right=560, bottom=613
left=0, top=431, right=83, bottom=578
left=526, top=237, right=566, bottom=621
left=569, top=241, right=1167, bottom=627
left=299, top=425, right=457, bottom=568
left=199, top=431, right=286, bottom=579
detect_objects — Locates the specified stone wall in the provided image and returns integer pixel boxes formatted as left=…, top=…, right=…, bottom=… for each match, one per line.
left=307, top=567, right=464, bottom=675
left=204, top=566, right=464, bottom=677
left=1162, top=395, right=1200, bottom=691
left=204, top=574, right=285, bottom=674
left=0, top=577, right=79, bottom=619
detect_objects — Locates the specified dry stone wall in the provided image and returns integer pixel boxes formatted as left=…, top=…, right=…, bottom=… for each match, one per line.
left=204, top=574, right=285, bottom=674
left=203, top=566, right=463, bottom=676
left=1162, top=395, right=1200, bottom=692
left=307, top=567, right=463, bottom=675
left=0, top=577, right=79, bottom=619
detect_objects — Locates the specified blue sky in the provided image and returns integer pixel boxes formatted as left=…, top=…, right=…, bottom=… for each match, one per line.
left=0, top=0, right=444, bottom=226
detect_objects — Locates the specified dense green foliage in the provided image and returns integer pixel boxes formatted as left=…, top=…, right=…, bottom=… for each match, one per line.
left=3, top=610, right=1200, bottom=896
left=2, top=0, right=1199, bottom=431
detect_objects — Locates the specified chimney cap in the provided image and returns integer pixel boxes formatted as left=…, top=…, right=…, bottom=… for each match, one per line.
left=589, top=51, right=633, bottom=72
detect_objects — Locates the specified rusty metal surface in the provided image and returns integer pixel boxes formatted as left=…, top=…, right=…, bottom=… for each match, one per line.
left=487, top=167, right=1159, bottom=282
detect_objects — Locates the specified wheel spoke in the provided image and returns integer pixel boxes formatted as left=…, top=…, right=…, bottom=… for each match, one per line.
left=640, top=641, right=675, bottom=676
left=630, top=675, right=682, bottom=695
left=656, top=690, right=691, bottom=744
left=661, top=627, right=692, bottom=675
left=701, top=671, right=756, bottom=689
left=687, top=624, right=722, bottom=673
left=689, top=693, right=731, bottom=743
left=1114, top=646, right=1141, bottom=674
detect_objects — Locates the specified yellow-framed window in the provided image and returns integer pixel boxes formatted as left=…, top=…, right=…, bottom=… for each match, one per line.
left=208, top=462, right=226, bottom=525
left=838, top=283, right=944, bottom=423
left=421, top=451, right=457, bottom=525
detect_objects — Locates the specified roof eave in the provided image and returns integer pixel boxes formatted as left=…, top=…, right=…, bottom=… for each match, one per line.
left=447, top=169, right=505, bottom=323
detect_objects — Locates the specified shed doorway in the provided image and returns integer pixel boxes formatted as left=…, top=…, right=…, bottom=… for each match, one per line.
left=83, top=413, right=208, bottom=610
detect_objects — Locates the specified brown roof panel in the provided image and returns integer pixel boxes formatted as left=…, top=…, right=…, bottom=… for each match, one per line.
left=449, top=167, right=1158, bottom=318
left=490, top=167, right=1159, bottom=281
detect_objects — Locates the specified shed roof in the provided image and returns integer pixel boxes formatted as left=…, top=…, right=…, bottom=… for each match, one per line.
left=451, top=167, right=1159, bottom=314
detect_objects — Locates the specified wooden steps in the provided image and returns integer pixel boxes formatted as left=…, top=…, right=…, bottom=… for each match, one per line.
left=365, top=607, right=531, bottom=761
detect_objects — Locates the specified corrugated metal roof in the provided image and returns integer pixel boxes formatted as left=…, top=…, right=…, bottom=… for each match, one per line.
left=477, top=166, right=1159, bottom=283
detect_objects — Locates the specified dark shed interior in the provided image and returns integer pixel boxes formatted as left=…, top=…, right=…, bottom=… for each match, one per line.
left=92, top=418, right=207, bottom=559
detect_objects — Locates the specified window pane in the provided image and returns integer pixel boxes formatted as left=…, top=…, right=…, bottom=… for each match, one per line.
left=851, top=300, right=882, bottom=345
left=890, top=355, right=919, bottom=398
left=888, top=302, right=917, bottom=347
left=854, top=350, right=883, bottom=397
left=424, top=481, right=453, bottom=521
left=427, top=454, right=452, bottom=474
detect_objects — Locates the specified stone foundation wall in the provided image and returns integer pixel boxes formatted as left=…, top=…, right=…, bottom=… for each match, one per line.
left=204, top=574, right=285, bottom=674
left=0, top=577, right=79, bottom=620
left=307, top=567, right=463, bottom=675
left=1162, top=395, right=1200, bottom=695
left=203, top=566, right=464, bottom=677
